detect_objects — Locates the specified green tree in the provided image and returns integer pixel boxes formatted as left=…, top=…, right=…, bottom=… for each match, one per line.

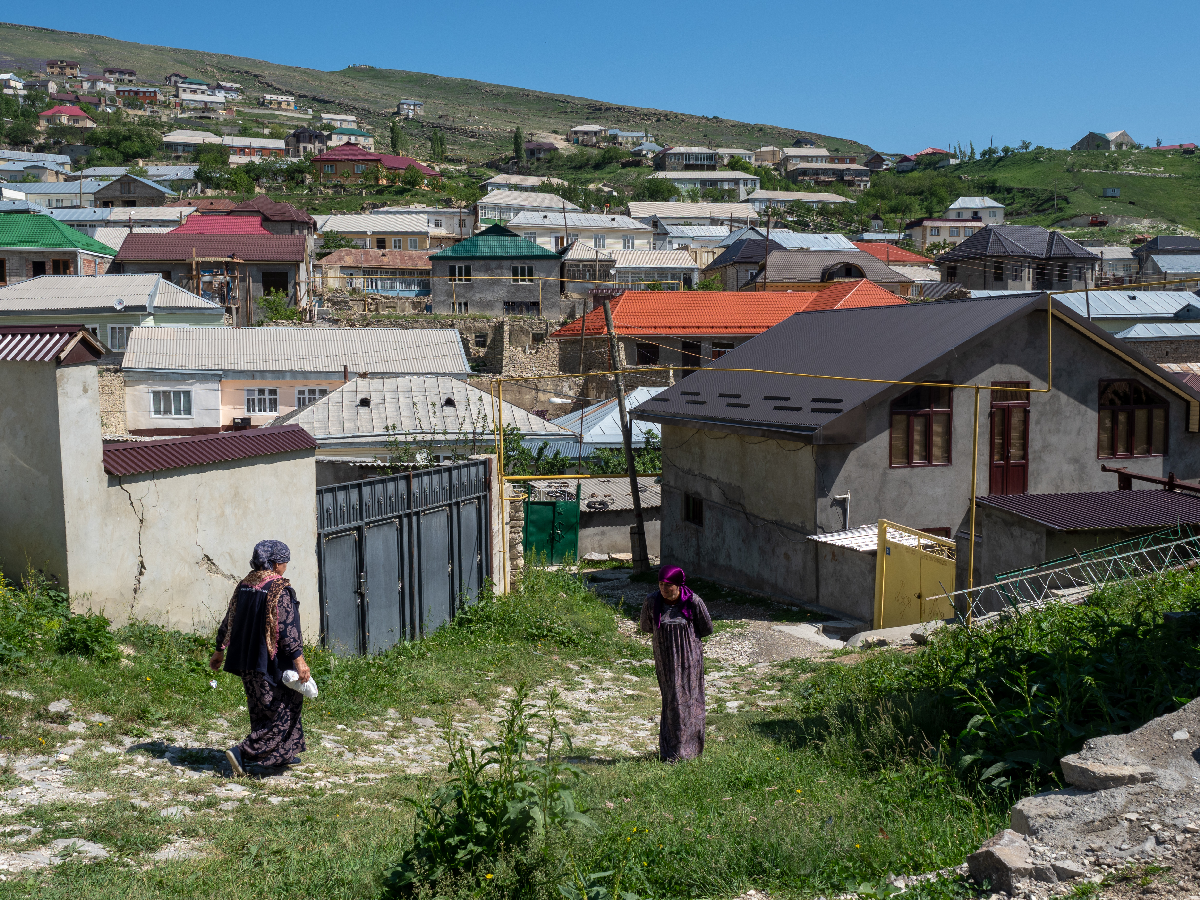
left=503, top=425, right=572, bottom=476
left=513, top=126, right=525, bottom=162
left=401, top=164, right=425, bottom=189
left=316, top=230, right=357, bottom=259
left=585, top=433, right=661, bottom=475
left=630, top=176, right=680, bottom=202
left=429, top=130, right=446, bottom=161
left=693, top=276, right=723, bottom=291
left=4, top=119, right=37, bottom=146
left=968, top=141, right=977, bottom=161
left=127, top=163, right=149, bottom=178
left=192, top=143, right=229, bottom=168
left=390, top=120, right=408, bottom=155
left=1018, top=140, right=1032, bottom=152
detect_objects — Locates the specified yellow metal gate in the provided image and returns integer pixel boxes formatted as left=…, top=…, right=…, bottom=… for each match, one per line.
left=873, top=520, right=956, bottom=629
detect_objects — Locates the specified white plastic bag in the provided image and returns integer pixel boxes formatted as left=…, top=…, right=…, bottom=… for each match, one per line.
left=281, top=669, right=319, bottom=699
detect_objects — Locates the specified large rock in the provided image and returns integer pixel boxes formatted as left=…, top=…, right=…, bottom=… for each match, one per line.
left=967, top=829, right=1033, bottom=893
left=1060, top=756, right=1155, bottom=790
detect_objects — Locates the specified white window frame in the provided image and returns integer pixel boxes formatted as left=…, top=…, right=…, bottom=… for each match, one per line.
left=524, top=232, right=537, bottom=242
left=245, top=387, right=278, bottom=414
left=151, top=389, right=192, bottom=418
left=296, top=387, right=328, bottom=409
left=433, top=218, right=443, bottom=229
left=449, top=264, right=471, bottom=283
left=593, top=234, right=606, bottom=249
left=929, top=227, right=940, bottom=236
left=989, top=210, right=998, bottom=218
left=408, top=237, right=418, bottom=250
left=108, top=325, right=133, bottom=351
left=623, top=235, right=636, bottom=250
left=949, top=228, right=959, bottom=237
left=511, top=265, right=534, bottom=284
left=391, top=238, right=403, bottom=250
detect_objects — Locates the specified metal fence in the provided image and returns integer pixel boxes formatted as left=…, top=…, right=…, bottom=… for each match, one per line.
left=927, top=531, right=1200, bottom=623
left=316, top=459, right=491, bottom=655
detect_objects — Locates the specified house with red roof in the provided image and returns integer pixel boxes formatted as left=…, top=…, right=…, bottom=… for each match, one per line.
left=37, top=105, right=96, bottom=130
left=229, top=195, right=316, bottom=236
left=171, top=215, right=271, bottom=235
left=310, top=144, right=437, bottom=184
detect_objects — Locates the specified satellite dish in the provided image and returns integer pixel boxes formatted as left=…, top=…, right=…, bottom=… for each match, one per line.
left=113, top=298, right=125, bottom=310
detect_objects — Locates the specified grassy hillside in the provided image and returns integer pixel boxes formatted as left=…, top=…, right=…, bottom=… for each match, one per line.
left=0, top=21, right=871, bottom=162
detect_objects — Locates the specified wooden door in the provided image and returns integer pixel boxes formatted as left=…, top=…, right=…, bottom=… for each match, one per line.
left=989, top=382, right=1030, bottom=495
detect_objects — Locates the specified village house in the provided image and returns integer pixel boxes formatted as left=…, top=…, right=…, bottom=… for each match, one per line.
left=0, top=273, right=224, bottom=353
left=652, top=224, right=733, bottom=255
left=316, top=212, right=430, bottom=251
left=223, top=136, right=286, bottom=162
left=632, top=293, right=1200, bottom=605
left=717, top=149, right=753, bottom=164
left=1140, top=255, right=1200, bottom=291
left=37, top=105, right=96, bottom=130
left=0, top=212, right=115, bottom=283
left=121, top=326, right=470, bottom=435
left=45, top=60, right=80, bottom=77
left=506, top=210, right=654, bottom=252
left=480, top=173, right=567, bottom=193
left=228, top=195, right=316, bottom=236
left=396, top=99, right=424, bottom=118
left=260, top=94, right=296, bottom=110
left=92, top=174, right=175, bottom=208
left=314, top=248, right=432, bottom=296
left=1085, top=244, right=1139, bottom=284
left=753, top=146, right=782, bottom=166
left=328, top=128, right=375, bottom=152
left=1132, top=236, right=1200, bottom=267
left=785, top=161, right=871, bottom=190
left=176, top=87, right=225, bottom=111
left=163, top=129, right=221, bottom=157
left=627, top=201, right=760, bottom=228
left=743, top=248, right=915, bottom=296
left=704, top=238, right=785, bottom=290
left=115, top=86, right=162, bottom=106
left=1072, top=130, right=1135, bottom=152
left=7, top=180, right=103, bottom=209
left=311, top=144, right=437, bottom=184
left=947, top=196, right=1005, bottom=224
left=649, top=170, right=761, bottom=200
left=475, top=190, right=580, bottom=228
left=569, top=125, right=607, bottom=146
left=285, top=126, right=329, bottom=157
left=654, top=147, right=719, bottom=171
left=521, top=142, right=557, bottom=161
left=319, top=113, right=359, bottom=129
left=0, top=160, right=69, bottom=183
left=102, top=67, right=137, bottom=83
left=610, top=249, right=701, bottom=290
left=560, top=241, right=617, bottom=296
left=429, top=224, right=562, bottom=316
left=372, top=205, right=473, bottom=244
left=778, top=147, right=832, bottom=168
left=937, top=225, right=1099, bottom=292
left=746, top=190, right=853, bottom=212
left=281, top=375, right=570, bottom=462
left=906, top=218, right=987, bottom=251
left=0, top=73, right=26, bottom=96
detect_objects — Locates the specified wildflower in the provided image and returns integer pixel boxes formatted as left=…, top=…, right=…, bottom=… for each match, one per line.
left=855, top=844, right=860, bottom=848
left=486, top=874, right=494, bottom=880
left=795, top=789, right=801, bottom=794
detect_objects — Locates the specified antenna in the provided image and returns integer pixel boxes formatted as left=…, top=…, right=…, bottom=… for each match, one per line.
left=113, top=298, right=125, bottom=310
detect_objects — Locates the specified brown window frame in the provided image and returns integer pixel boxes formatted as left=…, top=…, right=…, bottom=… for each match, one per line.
left=683, top=493, right=704, bottom=527
left=1097, top=380, right=1168, bottom=459
left=889, top=383, right=953, bottom=468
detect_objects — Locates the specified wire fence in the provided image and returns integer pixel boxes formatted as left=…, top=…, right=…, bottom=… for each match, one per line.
left=927, top=531, right=1200, bottom=623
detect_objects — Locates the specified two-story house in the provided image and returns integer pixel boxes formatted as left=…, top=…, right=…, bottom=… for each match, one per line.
left=475, top=191, right=580, bottom=228
left=428, top=224, right=562, bottom=317
left=648, top=170, right=761, bottom=200
left=946, top=196, right=1005, bottom=224
left=653, top=147, right=718, bottom=171
left=936, top=225, right=1099, bottom=292
left=37, top=105, right=96, bottom=130
left=316, top=212, right=429, bottom=251
left=285, top=127, right=329, bottom=158
left=506, top=211, right=654, bottom=253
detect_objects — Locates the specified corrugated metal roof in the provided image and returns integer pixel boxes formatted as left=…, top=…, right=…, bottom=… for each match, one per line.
left=747, top=190, right=851, bottom=204
left=431, top=224, right=559, bottom=260
left=316, top=248, right=433, bottom=269
left=1053, top=290, right=1200, bottom=319
left=548, top=291, right=819, bottom=338
left=91, top=226, right=174, bottom=251
left=561, top=241, right=614, bottom=261
left=0, top=213, right=116, bottom=255
left=1115, top=322, right=1200, bottom=340
left=283, top=375, right=569, bottom=442
left=611, top=249, right=698, bottom=270
left=47, top=208, right=112, bottom=223
left=650, top=170, right=758, bottom=181
left=16, top=180, right=104, bottom=195
left=525, top=476, right=662, bottom=512
left=627, top=202, right=758, bottom=221
left=852, top=242, right=933, bottom=265
left=661, top=224, right=732, bottom=238
left=549, top=388, right=665, bottom=449
left=0, top=324, right=104, bottom=362
left=123, top=326, right=469, bottom=375
left=1148, top=255, right=1200, bottom=274
left=171, top=215, right=270, bottom=235
left=103, top=424, right=316, bottom=477
left=315, top=213, right=428, bottom=234
left=809, top=523, right=948, bottom=551
left=717, top=227, right=856, bottom=250
left=948, top=196, right=1004, bottom=209
left=887, top=264, right=941, bottom=281
left=977, top=490, right=1200, bottom=531
left=478, top=190, right=580, bottom=211
left=0, top=274, right=222, bottom=313
left=507, top=211, right=651, bottom=231
left=115, top=234, right=305, bottom=263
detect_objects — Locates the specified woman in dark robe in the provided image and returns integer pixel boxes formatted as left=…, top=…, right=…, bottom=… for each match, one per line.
left=209, top=540, right=310, bottom=776
left=639, top=564, right=713, bottom=762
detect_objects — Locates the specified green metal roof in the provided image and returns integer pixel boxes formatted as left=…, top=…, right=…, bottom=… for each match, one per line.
left=332, top=128, right=372, bottom=136
left=430, top=224, right=559, bottom=260
left=0, top=214, right=117, bottom=256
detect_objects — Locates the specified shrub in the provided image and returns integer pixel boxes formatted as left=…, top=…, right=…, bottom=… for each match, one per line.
left=55, top=612, right=119, bottom=662
left=256, top=289, right=302, bottom=323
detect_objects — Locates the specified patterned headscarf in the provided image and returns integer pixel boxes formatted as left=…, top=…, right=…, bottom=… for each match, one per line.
left=251, top=540, right=291, bottom=571
left=656, top=564, right=695, bottom=627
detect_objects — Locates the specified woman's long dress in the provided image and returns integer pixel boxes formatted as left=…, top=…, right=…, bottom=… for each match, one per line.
left=639, top=592, right=713, bottom=761
left=216, top=576, right=307, bottom=767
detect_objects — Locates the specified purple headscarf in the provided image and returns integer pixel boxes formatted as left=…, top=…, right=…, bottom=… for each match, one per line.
left=656, top=564, right=695, bottom=627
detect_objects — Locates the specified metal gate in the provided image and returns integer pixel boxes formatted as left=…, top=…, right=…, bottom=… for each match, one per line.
left=873, top=520, right=956, bottom=629
left=316, top=459, right=491, bottom=655
left=522, top=487, right=580, bottom=566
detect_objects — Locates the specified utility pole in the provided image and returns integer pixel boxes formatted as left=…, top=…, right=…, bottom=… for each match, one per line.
left=600, top=294, right=649, bottom=572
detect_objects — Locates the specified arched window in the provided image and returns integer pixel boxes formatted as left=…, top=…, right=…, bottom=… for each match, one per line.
left=1098, top=381, right=1167, bottom=458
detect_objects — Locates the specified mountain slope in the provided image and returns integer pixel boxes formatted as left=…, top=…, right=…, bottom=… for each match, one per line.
left=0, top=22, right=872, bottom=162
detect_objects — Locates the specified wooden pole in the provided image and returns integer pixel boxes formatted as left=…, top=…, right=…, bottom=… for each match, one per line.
left=600, top=294, right=649, bottom=572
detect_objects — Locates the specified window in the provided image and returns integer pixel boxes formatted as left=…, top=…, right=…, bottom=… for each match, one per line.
left=635, top=342, right=660, bottom=366
left=452, top=301, right=469, bottom=313
left=1012, top=264, right=1024, bottom=280
left=988, top=210, right=998, bottom=218
left=524, top=232, right=537, bottom=242
left=683, top=493, right=704, bottom=527
left=0, top=259, right=5, bottom=283
left=955, top=211, right=963, bottom=218
left=929, top=227, right=940, bottom=236
left=151, top=390, right=192, bottom=417
left=119, top=181, right=133, bottom=195
left=1057, top=262, right=1069, bottom=282
left=323, top=164, right=336, bottom=174
left=108, top=325, right=132, bottom=351
left=889, top=384, right=952, bottom=467
left=375, top=237, right=386, bottom=250
left=433, top=218, right=443, bottom=229
left=964, top=228, right=974, bottom=236
left=52, top=259, right=71, bottom=275
left=245, top=387, right=278, bottom=414
left=593, top=234, right=606, bottom=249
left=408, top=238, right=419, bottom=250
left=623, top=235, right=635, bottom=250
left=711, top=341, right=734, bottom=359
left=474, top=333, right=487, bottom=347
left=1098, top=381, right=1167, bottom=458
left=354, top=164, right=365, bottom=174
left=387, top=238, right=400, bottom=250
left=511, top=265, right=534, bottom=283
left=993, top=261, right=1004, bottom=282
left=949, top=228, right=959, bottom=237
left=449, top=264, right=471, bottom=282
left=946, top=264, right=957, bottom=280
left=1035, top=262, right=1048, bottom=282
left=1075, top=266, right=1084, bottom=281
left=31, top=261, right=46, bottom=277
left=296, top=387, right=328, bottom=409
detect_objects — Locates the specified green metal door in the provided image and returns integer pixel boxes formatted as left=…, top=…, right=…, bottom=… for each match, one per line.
left=522, top=493, right=580, bottom=565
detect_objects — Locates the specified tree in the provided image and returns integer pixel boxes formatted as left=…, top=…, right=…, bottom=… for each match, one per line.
left=980, top=146, right=1000, bottom=160
left=1000, top=145, right=1013, bottom=158
left=1156, top=137, right=1162, bottom=148
left=390, top=120, right=408, bottom=155
left=192, top=143, right=229, bottom=168
left=401, top=164, right=425, bottom=189
left=968, top=141, right=977, bottom=161
left=629, top=177, right=679, bottom=203
left=127, top=163, right=149, bottom=178
left=693, top=276, right=723, bottom=291
left=315, top=230, right=357, bottom=259
left=1018, top=140, right=1032, bottom=152
left=512, top=126, right=524, bottom=163
left=429, top=130, right=446, bottom=161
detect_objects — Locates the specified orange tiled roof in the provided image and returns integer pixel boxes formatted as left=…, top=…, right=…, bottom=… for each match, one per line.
left=805, top=279, right=909, bottom=310
left=851, top=242, right=932, bottom=266
left=549, top=291, right=818, bottom=339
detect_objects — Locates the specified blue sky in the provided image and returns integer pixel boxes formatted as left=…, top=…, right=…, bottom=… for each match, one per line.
left=6, top=1, right=1198, bottom=151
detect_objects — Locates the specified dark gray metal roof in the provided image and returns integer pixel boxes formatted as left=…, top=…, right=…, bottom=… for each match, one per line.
left=705, top=238, right=783, bottom=270
left=753, top=249, right=912, bottom=284
left=632, top=294, right=1045, bottom=440
left=936, top=225, right=1098, bottom=263
left=977, top=490, right=1200, bottom=530
left=1133, top=236, right=1200, bottom=260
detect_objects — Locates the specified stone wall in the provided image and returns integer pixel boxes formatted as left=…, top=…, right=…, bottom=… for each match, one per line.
left=97, top=366, right=126, bottom=436
left=1126, top=339, right=1200, bottom=364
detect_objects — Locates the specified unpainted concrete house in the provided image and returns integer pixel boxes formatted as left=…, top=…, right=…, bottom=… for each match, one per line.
left=0, top=324, right=319, bottom=635
left=633, top=293, right=1200, bottom=607
left=429, top=224, right=563, bottom=317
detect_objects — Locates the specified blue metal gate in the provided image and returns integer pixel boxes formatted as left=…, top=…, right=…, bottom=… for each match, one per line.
left=316, top=459, right=491, bottom=655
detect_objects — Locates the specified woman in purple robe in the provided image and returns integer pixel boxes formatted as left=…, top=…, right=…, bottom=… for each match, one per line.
left=640, top=564, right=713, bottom=761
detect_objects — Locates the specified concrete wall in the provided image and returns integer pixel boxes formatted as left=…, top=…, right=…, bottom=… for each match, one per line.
left=118, top=261, right=301, bottom=302
left=0, top=360, right=320, bottom=640
left=659, top=424, right=818, bottom=604
left=124, top=371, right=222, bottom=433
left=429, top=257, right=562, bottom=317
left=579, top=508, right=662, bottom=557
left=814, top=543, right=875, bottom=622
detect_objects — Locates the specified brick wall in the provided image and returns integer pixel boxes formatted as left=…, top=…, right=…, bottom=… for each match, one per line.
left=1127, top=340, right=1200, bottom=364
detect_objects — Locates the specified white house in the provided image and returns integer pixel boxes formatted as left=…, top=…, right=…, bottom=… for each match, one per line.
left=475, top=190, right=580, bottom=228
left=946, top=196, right=1005, bottom=224
left=747, top=190, right=853, bottom=212
left=507, top=211, right=654, bottom=253
left=649, top=170, right=761, bottom=200
left=611, top=249, right=700, bottom=290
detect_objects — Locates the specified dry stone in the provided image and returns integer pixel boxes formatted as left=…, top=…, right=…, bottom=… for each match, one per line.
left=967, top=829, right=1034, bottom=893
left=1059, top=756, right=1155, bottom=790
